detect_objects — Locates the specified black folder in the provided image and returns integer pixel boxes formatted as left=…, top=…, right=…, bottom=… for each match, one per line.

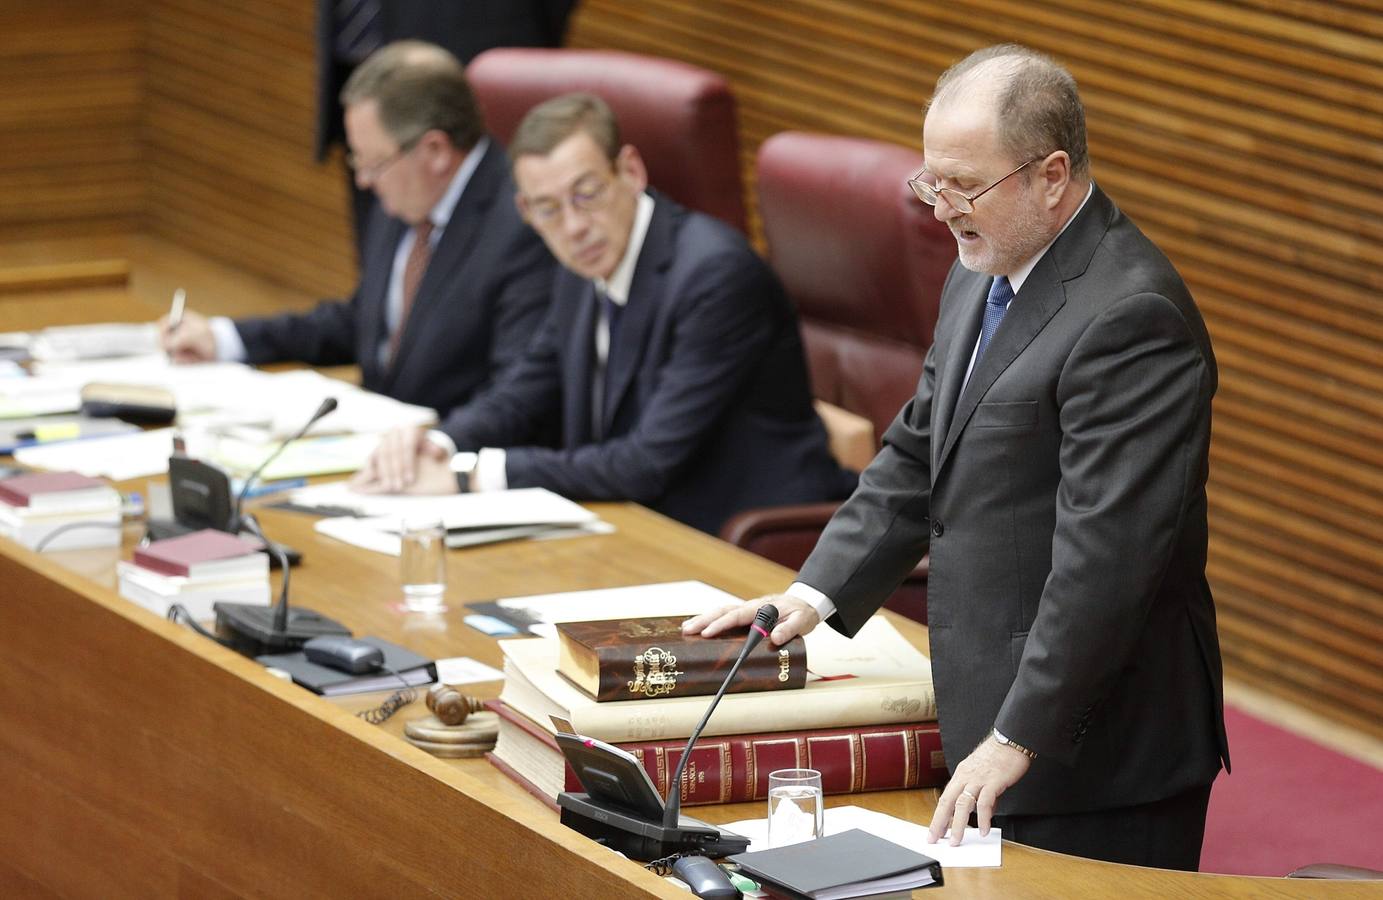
left=258, top=637, right=436, bottom=696
left=728, top=828, right=942, bottom=898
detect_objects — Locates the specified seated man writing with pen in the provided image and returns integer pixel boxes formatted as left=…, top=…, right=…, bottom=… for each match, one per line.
left=352, top=93, right=855, bottom=534
left=159, top=41, right=555, bottom=422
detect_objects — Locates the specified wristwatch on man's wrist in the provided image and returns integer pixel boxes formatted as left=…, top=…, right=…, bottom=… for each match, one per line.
left=991, top=728, right=1037, bottom=760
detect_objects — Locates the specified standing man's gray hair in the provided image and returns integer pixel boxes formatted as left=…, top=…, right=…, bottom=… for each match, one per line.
left=930, top=44, right=1089, bottom=176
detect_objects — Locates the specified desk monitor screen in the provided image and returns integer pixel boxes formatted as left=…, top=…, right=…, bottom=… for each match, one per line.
left=168, top=456, right=234, bottom=532
left=553, top=730, right=666, bottom=822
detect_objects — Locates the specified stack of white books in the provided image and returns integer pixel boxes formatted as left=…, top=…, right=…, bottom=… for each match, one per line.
left=117, top=528, right=269, bottom=620
left=0, top=471, right=122, bottom=551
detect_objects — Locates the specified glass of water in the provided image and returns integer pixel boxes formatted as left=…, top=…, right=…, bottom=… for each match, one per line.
left=766, top=768, right=824, bottom=848
left=400, top=515, right=447, bottom=613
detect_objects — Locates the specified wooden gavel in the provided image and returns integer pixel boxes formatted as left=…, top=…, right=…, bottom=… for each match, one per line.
left=426, top=684, right=486, bottom=725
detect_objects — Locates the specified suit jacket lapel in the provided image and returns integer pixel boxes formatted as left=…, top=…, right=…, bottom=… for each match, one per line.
left=933, top=267, right=989, bottom=455
left=357, top=216, right=405, bottom=381
left=600, top=200, right=674, bottom=435
left=385, top=142, right=502, bottom=380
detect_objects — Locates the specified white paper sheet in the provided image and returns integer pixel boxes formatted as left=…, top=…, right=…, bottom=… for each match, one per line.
left=289, top=483, right=599, bottom=528
left=14, top=428, right=176, bottom=480
left=434, top=657, right=505, bottom=685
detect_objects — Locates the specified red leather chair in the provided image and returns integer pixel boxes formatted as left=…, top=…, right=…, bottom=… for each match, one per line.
left=466, top=47, right=747, bottom=232
left=719, top=132, right=956, bottom=624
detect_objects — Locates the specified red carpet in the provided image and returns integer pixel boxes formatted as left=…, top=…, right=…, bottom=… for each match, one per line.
left=1200, top=705, right=1383, bottom=876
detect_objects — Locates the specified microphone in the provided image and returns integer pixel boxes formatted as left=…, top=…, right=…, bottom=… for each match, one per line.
left=661, top=604, right=780, bottom=831
left=212, top=397, right=350, bottom=656
left=231, top=396, right=337, bottom=532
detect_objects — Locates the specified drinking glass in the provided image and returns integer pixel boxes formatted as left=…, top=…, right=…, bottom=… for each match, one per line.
left=766, top=768, right=824, bottom=848
left=400, top=515, right=447, bottom=613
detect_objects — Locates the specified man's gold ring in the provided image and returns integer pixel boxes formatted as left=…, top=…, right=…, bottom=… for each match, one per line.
left=959, top=789, right=978, bottom=803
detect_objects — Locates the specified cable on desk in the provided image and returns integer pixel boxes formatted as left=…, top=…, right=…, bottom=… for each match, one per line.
left=357, top=665, right=418, bottom=725
left=166, top=603, right=237, bottom=648
left=33, top=520, right=124, bottom=553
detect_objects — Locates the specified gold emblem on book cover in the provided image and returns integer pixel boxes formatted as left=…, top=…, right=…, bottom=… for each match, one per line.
left=628, top=646, right=684, bottom=698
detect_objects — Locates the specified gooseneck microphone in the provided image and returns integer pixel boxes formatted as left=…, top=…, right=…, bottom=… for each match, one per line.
left=661, top=604, right=780, bottom=831
left=213, top=396, right=350, bottom=656
left=231, top=396, right=337, bottom=532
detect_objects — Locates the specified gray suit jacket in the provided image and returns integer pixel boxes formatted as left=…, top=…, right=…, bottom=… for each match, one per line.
left=799, top=185, right=1229, bottom=816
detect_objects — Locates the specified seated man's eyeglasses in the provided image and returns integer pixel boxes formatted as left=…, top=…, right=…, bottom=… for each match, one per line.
left=346, top=136, right=422, bottom=181
left=908, top=158, right=1042, bottom=214
left=523, top=173, right=613, bottom=226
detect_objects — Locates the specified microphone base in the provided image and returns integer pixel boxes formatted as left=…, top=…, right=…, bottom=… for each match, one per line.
left=556, top=793, right=749, bottom=861
left=213, top=602, right=350, bottom=657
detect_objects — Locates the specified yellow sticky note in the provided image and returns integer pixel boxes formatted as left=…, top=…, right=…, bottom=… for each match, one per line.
left=33, top=422, right=81, bottom=442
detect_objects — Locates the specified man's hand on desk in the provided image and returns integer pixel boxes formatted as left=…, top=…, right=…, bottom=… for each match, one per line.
left=159, top=309, right=216, bottom=363
left=682, top=594, right=821, bottom=646
left=927, top=734, right=1031, bottom=847
left=352, top=426, right=458, bottom=495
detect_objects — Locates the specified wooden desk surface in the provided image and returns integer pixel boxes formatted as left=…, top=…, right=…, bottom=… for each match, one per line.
left=0, top=290, right=1375, bottom=897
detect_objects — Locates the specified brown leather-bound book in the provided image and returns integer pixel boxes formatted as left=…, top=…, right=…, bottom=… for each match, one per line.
left=555, top=615, right=806, bottom=702
left=486, top=700, right=948, bottom=808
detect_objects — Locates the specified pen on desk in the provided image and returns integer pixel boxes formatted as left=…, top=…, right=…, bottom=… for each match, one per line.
left=167, top=288, right=187, bottom=332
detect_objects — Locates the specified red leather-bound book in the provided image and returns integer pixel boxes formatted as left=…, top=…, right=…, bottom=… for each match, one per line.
left=132, top=528, right=265, bottom=578
left=0, top=471, right=112, bottom=511
left=487, top=700, right=947, bottom=808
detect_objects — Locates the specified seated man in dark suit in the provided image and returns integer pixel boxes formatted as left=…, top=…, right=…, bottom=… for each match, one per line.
left=161, top=41, right=555, bottom=421
left=353, top=93, right=855, bottom=534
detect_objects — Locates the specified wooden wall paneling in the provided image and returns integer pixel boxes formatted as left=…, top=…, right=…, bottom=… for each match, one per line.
left=0, top=3, right=143, bottom=241
left=142, top=0, right=357, bottom=299
left=566, top=0, right=1383, bottom=740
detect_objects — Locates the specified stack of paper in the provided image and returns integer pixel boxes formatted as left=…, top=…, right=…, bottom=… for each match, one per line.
left=29, top=324, right=160, bottom=361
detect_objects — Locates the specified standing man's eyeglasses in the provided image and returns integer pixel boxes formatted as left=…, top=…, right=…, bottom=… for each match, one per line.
left=908, top=158, right=1042, bottom=214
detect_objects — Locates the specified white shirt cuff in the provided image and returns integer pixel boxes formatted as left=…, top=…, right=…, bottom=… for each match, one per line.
left=210, top=316, right=247, bottom=362
left=473, top=447, right=508, bottom=492
left=787, top=581, right=836, bottom=622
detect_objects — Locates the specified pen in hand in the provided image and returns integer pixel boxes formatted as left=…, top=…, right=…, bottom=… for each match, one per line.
left=167, top=288, right=187, bottom=333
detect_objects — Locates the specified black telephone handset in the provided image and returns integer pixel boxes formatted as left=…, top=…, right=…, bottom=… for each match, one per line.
left=303, top=636, right=384, bottom=674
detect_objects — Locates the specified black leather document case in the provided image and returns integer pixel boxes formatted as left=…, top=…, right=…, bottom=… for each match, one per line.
left=729, top=828, right=942, bottom=898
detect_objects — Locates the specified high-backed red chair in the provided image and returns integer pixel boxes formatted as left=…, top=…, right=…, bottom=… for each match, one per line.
left=466, top=47, right=747, bottom=232
left=720, top=132, right=957, bottom=624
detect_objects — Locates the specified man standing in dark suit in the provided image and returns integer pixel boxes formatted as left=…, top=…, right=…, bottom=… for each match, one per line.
left=162, top=42, right=555, bottom=421
left=687, top=45, right=1229, bottom=869
left=353, top=93, right=855, bottom=534
left=316, top=0, right=577, bottom=250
